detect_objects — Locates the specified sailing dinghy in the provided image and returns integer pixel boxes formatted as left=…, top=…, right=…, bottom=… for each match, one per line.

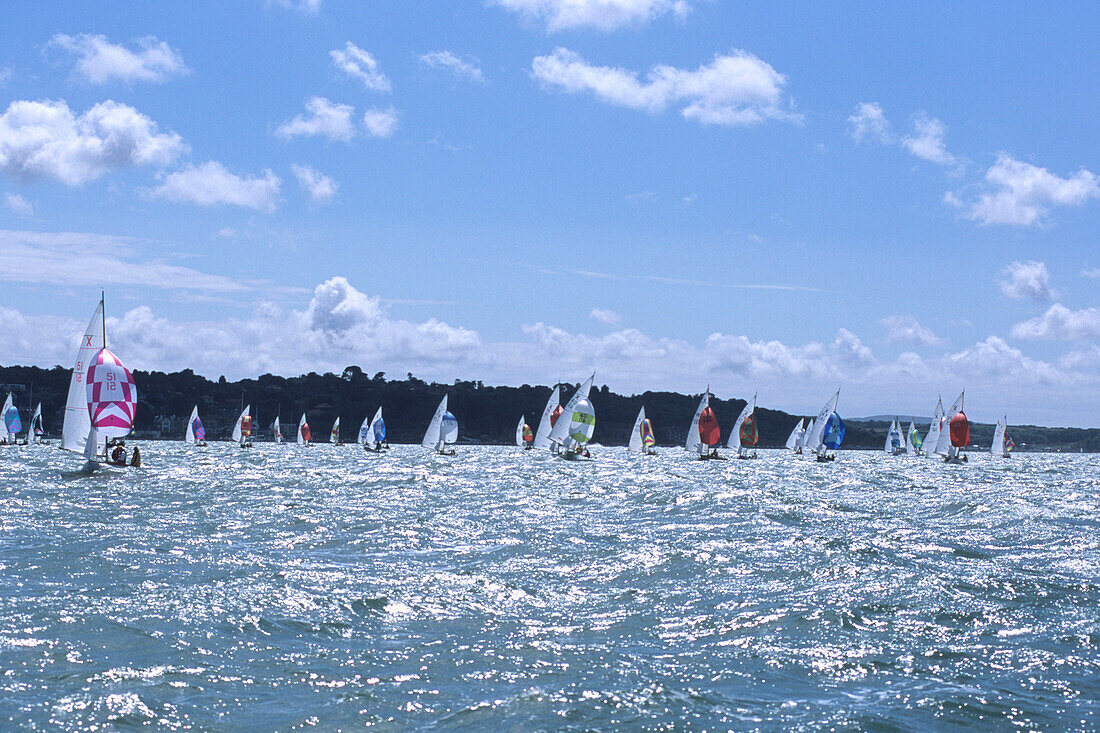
left=2, top=393, right=20, bottom=444
left=516, top=415, right=534, bottom=450
left=297, top=414, right=311, bottom=445
left=906, top=421, right=922, bottom=456
left=360, top=407, right=387, bottom=452
left=628, top=406, right=656, bottom=455
left=991, top=415, right=1012, bottom=458
left=29, top=402, right=44, bottom=444
left=185, top=405, right=207, bottom=446
left=548, top=374, right=595, bottom=459
left=924, top=397, right=944, bottom=459
left=232, top=405, right=253, bottom=447
left=884, top=418, right=904, bottom=455
left=686, top=388, right=722, bottom=459
left=533, top=386, right=561, bottom=451
left=933, top=391, right=966, bottom=463
left=330, top=417, right=340, bottom=444
left=422, top=395, right=458, bottom=455
left=804, top=389, right=842, bottom=462
left=728, top=393, right=759, bottom=459
left=273, top=409, right=283, bottom=444
left=785, top=418, right=805, bottom=454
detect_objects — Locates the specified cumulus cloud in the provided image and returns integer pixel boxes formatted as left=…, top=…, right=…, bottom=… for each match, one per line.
left=944, top=335, right=1064, bottom=384
left=880, top=315, right=942, bottom=346
left=999, top=260, right=1053, bottom=301
left=291, top=163, right=336, bottom=204
left=152, top=161, right=281, bottom=212
left=589, top=308, right=622, bottom=325
left=1010, top=303, right=1100, bottom=341
left=418, top=51, right=484, bottom=82
left=901, top=112, right=955, bottom=166
left=0, top=99, right=185, bottom=185
left=4, top=193, right=33, bottom=216
left=847, top=102, right=891, bottom=143
left=362, top=107, right=398, bottom=138
left=330, top=42, right=391, bottom=92
left=493, top=0, right=690, bottom=31
left=0, top=228, right=249, bottom=292
left=275, top=97, right=356, bottom=142
left=48, top=34, right=188, bottom=84
left=532, top=48, right=798, bottom=127
left=947, top=153, right=1099, bottom=226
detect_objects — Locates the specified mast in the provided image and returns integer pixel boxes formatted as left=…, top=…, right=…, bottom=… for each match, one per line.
left=101, top=290, right=106, bottom=348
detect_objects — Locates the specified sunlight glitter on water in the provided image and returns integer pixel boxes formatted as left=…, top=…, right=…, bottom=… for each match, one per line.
left=1, top=443, right=1098, bottom=730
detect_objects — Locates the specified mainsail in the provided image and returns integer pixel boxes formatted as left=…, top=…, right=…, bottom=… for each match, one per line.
left=991, top=415, right=1007, bottom=457
left=30, top=402, right=43, bottom=442
left=628, top=406, right=646, bottom=453
left=422, top=395, right=449, bottom=450
left=925, top=397, right=945, bottom=458
left=533, top=386, right=561, bottom=451
left=515, top=415, right=526, bottom=447
left=62, top=300, right=104, bottom=452
left=785, top=419, right=805, bottom=451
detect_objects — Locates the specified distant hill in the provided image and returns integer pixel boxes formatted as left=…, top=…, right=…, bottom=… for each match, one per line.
left=851, top=415, right=931, bottom=424
left=2, top=363, right=1098, bottom=451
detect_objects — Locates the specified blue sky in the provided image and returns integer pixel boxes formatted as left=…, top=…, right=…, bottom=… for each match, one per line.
left=1, top=0, right=1098, bottom=426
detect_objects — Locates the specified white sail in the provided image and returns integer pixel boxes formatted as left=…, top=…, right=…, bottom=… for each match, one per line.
left=515, top=415, right=526, bottom=447
left=805, top=389, right=840, bottom=455
left=934, top=391, right=963, bottom=456
left=883, top=419, right=893, bottom=453
left=533, top=386, right=560, bottom=450
left=422, top=395, right=448, bottom=449
left=273, top=415, right=282, bottom=443
left=798, top=418, right=814, bottom=451
left=359, top=414, right=373, bottom=445
left=232, top=405, right=250, bottom=443
left=2, top=393, right=12, bottom=441
left=549, top=374, right=594, bottom=448
left=925, top=398, right=944, bottom=457
left=906, top=421, right=918, bottom=455
left=727, top=393, right=756, bottom=450
left=31, top=402, right=42, bottom=443
left=185, top=405, right=199, bottom=443
left=62, top=300, right=104, bottom=452
left=297, top=414, right=309, bottom=444
left=991, top=416, right=1006, bottom=457
left=628, top=406, right=646, bottom=452
left=685, top=390, right=709, bottom=453
left=785, top=419, right=804, bottom=451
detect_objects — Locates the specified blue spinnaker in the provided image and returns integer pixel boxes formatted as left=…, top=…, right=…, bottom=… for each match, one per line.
left=823, top=413, right=845, bottom=450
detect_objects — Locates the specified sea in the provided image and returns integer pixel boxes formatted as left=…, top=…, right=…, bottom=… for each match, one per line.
left=1, top=444, right=1097, bottom=731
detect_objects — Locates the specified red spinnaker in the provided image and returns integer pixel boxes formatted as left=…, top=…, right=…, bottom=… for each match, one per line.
left=698, top=406, right=720, bottom=447
left=949, top=412, right=969, bottom=447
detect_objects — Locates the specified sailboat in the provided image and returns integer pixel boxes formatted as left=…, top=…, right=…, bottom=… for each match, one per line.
left=548, top=374, right=595, bottom=459
left=924, top=397, right=944, bottom=459
left=933, top=391, right=966, bottom=463
left=232, top=405, right=253, bottom=447
left=533, top=385, right=561, bottom=451
left=60, top=295, right=138, bottom=470
left=273, top=408, right=283, bottom=444
left=991, top=415, right=1012, bottom=458
left=2, top=392, right=20, bottom=444
left=797, top=417, right=815, bottom=455
left=516, top=415, right=534, bottom=450
left=804, top=389, right=842, bottom=462
left=184, top=405, right=207, bottom=446
left=884, top=418, right=904, bottom=455
left=29, top=402, right=44, bottom=444
left=728, top=393, right=759, bottom=459
left=297, top=413, right=311, bottom=445
left=785, top=418, right=805, bottom=454
left=330, top=417, right=340, bottom=444
left=628, top=406, right=656, bottom=455
left=422, top=394, right=458, bottom=455
left=360, top=407, right=387, bottom=452
left=906, top=421, right=922, bottom=456
left=685, top=388, right=722, bottom=459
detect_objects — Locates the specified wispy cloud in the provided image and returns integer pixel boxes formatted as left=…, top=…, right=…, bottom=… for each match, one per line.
left=331, top=42, right=391, bottom=92
left=363, top=107, right=399, bottom=138
left=493, top=0, right=691, bottom=32
left=48, top=34, right=188, bottom=85
left=418, top=51, right=484, bottom=82
left=291, top=163, right=336, bottom=204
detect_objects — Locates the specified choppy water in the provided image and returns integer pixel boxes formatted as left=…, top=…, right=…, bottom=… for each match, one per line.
left=1, top=444, right=1098, bottom=731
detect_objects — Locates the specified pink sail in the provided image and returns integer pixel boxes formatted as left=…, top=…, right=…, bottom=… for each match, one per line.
left=85, top=348, right=137, bottom=438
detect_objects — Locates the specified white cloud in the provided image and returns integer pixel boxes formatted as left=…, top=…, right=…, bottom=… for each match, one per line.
left=275, top=97, right=356, bottom=142
left=0, top=229, right=249, bottom=293
left=363, top=107, right=399, bottom=138
left=152, top=161, right=281, bottom=212
left=267, top=0, right=323, bottom=11
left=418, top=51, right=484, bottom=82
left=48, top=34, right=188, bottom=85
left=901, top=112, right=955, bottom=166
left=4, top=193, right=33, bottom=216
left=291, top=163, right=336, bottom=204
left=531, top=48, right=798, bottom=127
left=999, top=260, right=1053, bottom=301
left=947, top=153, right=1099, bottom=226
left=847, top=102, right=891, bottom=143
left=943, top=335, right=1064, bottom=384
left=880, top=315, right=942, bottom=346
left=493, top=0, right=690, bottom=31
left=330, top=42, right=391, bottom=92
left=589, top=308, right=621, bottom=325
left=1010, top=303, right=1100, bottom=341
left=0, top=99, right=185, bottom=185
